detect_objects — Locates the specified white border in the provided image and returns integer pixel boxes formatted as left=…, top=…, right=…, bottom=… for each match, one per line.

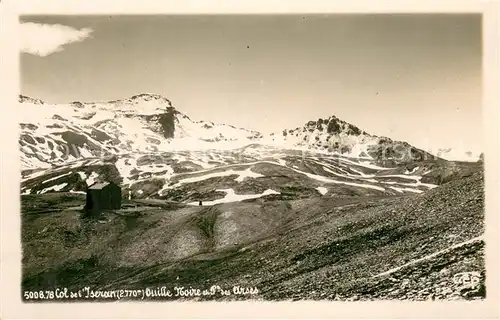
left=1, top=1, right=499, bottom=319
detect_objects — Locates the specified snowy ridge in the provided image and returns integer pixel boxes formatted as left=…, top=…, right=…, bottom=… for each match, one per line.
left=261, top=116, right=379, bottom=159
left=19, top=93, right=480, bottom=205
left=19, top=94, right=262, bottom=169
left=19, top=93, right=480, bottom=170
left=19, top=93, right=481, bottom=171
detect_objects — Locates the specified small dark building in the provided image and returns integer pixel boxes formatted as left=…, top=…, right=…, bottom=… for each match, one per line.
left=85, top=182, right=121, bottom=217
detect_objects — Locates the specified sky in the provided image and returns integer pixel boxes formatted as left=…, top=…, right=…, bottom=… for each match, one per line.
left=20, top=14, right=482, bottom=153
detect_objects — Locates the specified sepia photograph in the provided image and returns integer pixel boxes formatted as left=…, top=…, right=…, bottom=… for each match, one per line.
left=1, top=2, right=498, bottom=318
left=16, top=12, right=488, bottom=303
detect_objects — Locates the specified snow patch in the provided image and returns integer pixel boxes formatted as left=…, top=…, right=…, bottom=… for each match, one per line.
left=188, top=188, right=280, bottom=205
left=115, top=157, right=134, bottom=185
left=405, top=166, right=419, bottom=174
left=286, top=164, right=386, bottom=191
left=42, top=171, right=73, bottom=184
left=70, top=190, right=86, bottom=194
left=176, top=168, right=263, bottom=186
left=77, top=171, right=87, bottom=180
left=39, top=183, right=68, bottom=194
left=85, top=172, right=99, bottom=186
left=276, top=159, right=287, bottom=166
left=316, top=187, right=328, bottom=195
left=389, top=186, right=424, bottom=194
left=234, top=168, right=265, bottom=182
left=171, top=154, right=187, bottom=162
left=340, top=157, right=394, bottom=171
left=21, top=169, right=50, bottom=182
left=378, top=174, right=420, bottom=181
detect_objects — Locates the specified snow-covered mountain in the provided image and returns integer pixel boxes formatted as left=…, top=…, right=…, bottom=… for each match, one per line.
left=19, top=94, right=263, bottom=169
left=19, top=93, right=445, bottom=170
left=19, top=93, right=483, bottom=202
left=261, top=115, right=440, bottom=165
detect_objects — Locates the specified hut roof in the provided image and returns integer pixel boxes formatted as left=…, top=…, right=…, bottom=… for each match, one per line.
left=89, top=182, right=111, bottom=190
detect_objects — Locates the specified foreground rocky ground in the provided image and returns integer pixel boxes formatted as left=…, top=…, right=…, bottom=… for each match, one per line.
left=21, top=169, right=484, bottom=301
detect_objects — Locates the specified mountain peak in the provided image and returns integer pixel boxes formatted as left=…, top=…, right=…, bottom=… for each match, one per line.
left=19, top=95, right=45, bottom=105
left=102, top=93, right=174, bottom=110
left=299, top=115, right=366, bottom=136
left=127, top=93, right=172, bottom=105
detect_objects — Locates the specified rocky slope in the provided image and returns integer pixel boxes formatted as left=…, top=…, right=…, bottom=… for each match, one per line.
left=21, top=169, right=484, bottom=301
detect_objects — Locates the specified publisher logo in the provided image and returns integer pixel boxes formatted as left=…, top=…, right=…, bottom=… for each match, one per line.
left=453, top=271, right=481, bottom=289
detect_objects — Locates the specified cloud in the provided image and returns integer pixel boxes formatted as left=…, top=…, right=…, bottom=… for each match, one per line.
left=20, top=22, right=94, bottom=57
